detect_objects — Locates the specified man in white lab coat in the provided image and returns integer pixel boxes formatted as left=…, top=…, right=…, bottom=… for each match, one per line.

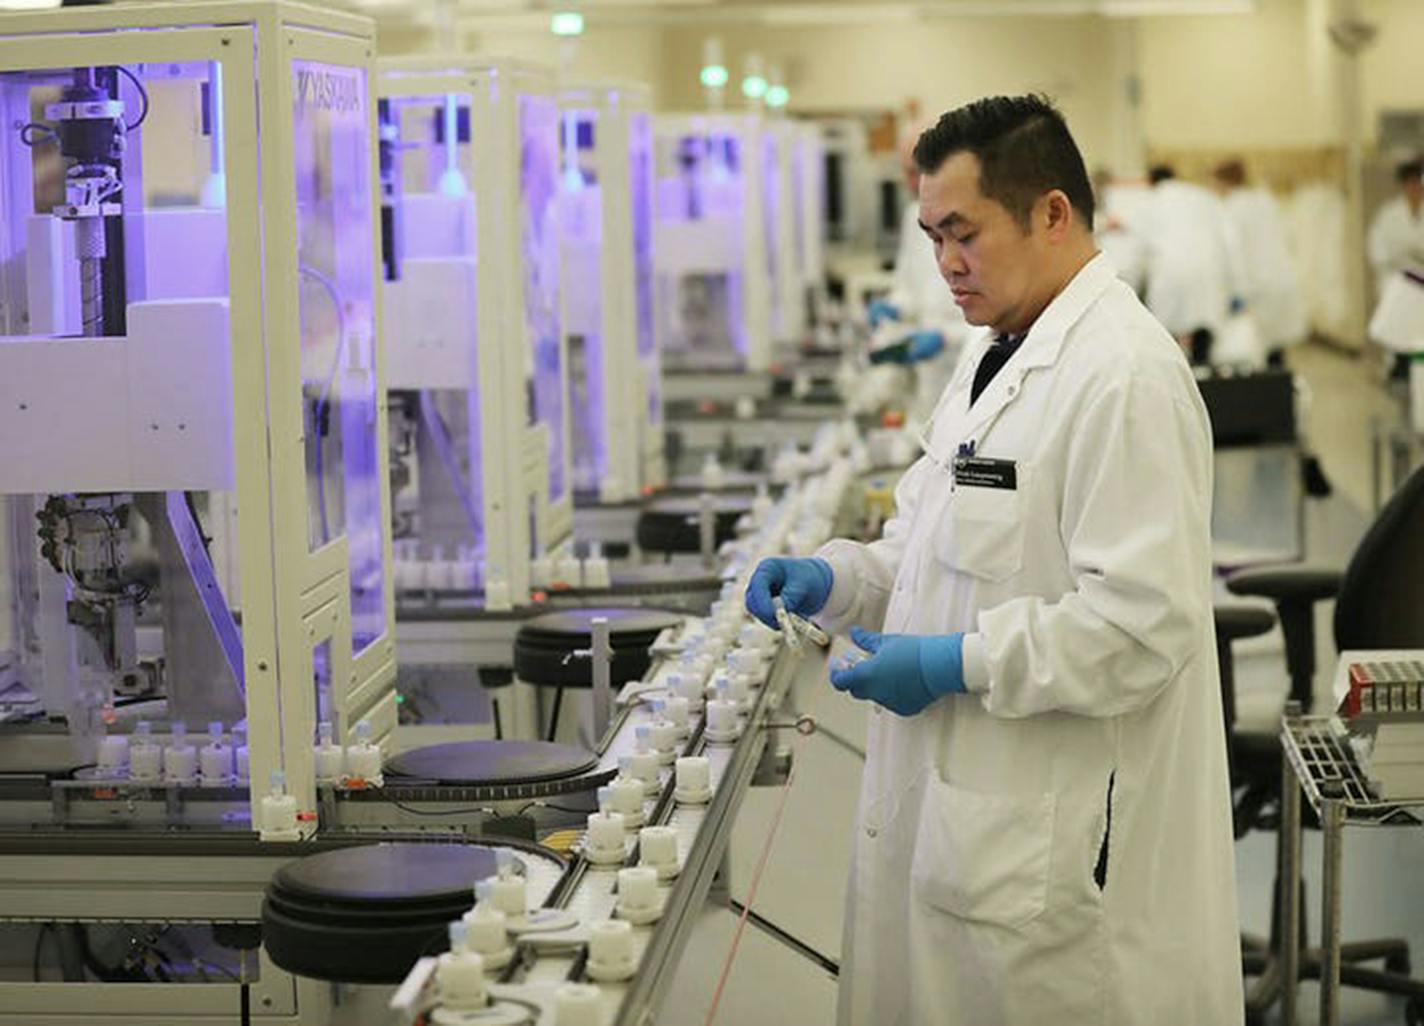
left=746, top=95, right=1242, bottom=1026
left=1142, top=164, right=1246, bottom=366
left=1214, top=158, right=1307, bottom=365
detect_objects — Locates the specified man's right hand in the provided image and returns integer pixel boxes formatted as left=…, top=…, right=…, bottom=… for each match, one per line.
left=744, top=557, right=834, bottom=630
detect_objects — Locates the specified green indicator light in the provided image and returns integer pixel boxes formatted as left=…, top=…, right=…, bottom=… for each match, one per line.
left=551, top=11, right=584, bottom=36
left=700, top=64, right=729, bottom=89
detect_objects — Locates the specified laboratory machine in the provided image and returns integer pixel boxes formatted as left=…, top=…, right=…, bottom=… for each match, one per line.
left=0, top=0, right=395, bottom=833
left=558, top=78, right=666, bottom=508
left=654, top=114, right=848, bottom=486
left=653, top=112, right=771, bottom=398
left=378, top=55, right=572, bottom=612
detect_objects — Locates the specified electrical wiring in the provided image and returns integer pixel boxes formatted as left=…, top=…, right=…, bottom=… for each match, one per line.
left=20, top=64, right=150, bottom=148
left=380, top=790, right=495, bottom=818
left=297, top=265, right=348, bottom=545
left=113, top=64, right=150, bottom=132
left=516, top=799, right=594, bottom=817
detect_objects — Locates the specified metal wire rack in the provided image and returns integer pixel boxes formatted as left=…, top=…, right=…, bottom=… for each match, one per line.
left=1282, top=715, right=1424, bottom=827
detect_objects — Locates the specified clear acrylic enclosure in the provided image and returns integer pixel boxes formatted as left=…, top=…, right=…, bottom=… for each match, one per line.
left=0, top=61, right=233, bottom=329
left=630, top=111, right=660, bottom=431
left=383, top=92, right=485, bottom=571
left=654, top=126, right=747, bottom=370
left=520, top=93, right=566, bottom=504
left=560, top=107, right=606, bottom=496
left=0, top=60, right=249, bottom=724
left=762, top=132, right=782, bottom=339
left=291, top=59, right=385, bottom=655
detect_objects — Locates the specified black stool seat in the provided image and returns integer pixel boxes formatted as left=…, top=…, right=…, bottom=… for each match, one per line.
left=666, top=470, right=764, bottom=494
left=386, top=740, right=598, bottom=785
left=606, top=562, right=723, bottom=595
left=635, top=496, right=750, bottom=554
left=262, top=843, right=509, bottom=983
left=1226, top=566, right=1343, bottom=604
left=514, top=606, right=683, bottom=688
left=1215, top=604, right=1277, bottom=644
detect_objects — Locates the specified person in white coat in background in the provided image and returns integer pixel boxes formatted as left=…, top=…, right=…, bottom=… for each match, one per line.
left=746, top=94, right=1242, bottom=1026
left=1214, top=158, right=1307, bottom=366
left=865, top=133, right=971, bottom=415
left=1142, top=163, right=1247, bottom=366
left=1368, top=157, right=1424, bottom=294
left=1367, top=158, right=1424, bottom=381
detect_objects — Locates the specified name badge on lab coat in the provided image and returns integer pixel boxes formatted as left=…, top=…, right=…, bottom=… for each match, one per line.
left=953, top=456, right=1017, bottom=490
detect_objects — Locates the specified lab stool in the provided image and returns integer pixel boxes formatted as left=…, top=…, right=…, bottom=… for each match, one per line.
left=514, top=607, right=683, bottom=743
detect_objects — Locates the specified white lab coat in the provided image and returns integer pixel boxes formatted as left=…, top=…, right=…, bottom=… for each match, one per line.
left=1095, top=182, right=1155, bottom=295
left=1367, top=195, right=1424, bottom=296
left=1222, top=187, right=1307, bottom=348
left=816, top=253, right=1243, bottom=1026
left=1142, top=180, right=1245, bottom=339
left=887, top=200, right=972, bottom=417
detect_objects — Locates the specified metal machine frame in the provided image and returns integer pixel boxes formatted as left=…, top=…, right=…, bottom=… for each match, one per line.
left=762, top=118, right=804, bottom=348
left=792, top=121, right=827, bottom=331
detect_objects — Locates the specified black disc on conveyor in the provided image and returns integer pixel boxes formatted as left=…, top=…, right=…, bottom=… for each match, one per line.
left=262, top=842, right=511, bottom=984
left=634, top=495, right=751, bottom=555
left=385, top=739, right=599, bottom=785
left=513, top=606, right=683, bottom=688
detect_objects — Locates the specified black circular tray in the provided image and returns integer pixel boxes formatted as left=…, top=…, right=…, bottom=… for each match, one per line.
left=263, top=842, right=510, bottom=983
left=385, top=740, right=598, bottom=785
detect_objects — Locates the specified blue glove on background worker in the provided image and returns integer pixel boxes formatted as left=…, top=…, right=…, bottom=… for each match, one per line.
left=830, top=627, right=966, bottom=717
left=867, top=329, right=946, bottom=366
left=901, top=329, right=947, bottom=363
left=745, top=557, right=833, bottom=630
left=866, top=298, right=901, bottom=328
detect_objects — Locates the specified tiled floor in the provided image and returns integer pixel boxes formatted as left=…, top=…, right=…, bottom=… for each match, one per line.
left=660, top=342, right=1424, bottom=1025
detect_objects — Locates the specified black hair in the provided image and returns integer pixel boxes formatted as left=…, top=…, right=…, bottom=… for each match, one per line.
left=1148, top=163, right=1176, bottom=185
left=1396, top=158, right=1423, bottom=184
left=913, top=94, right=1094, bottom=231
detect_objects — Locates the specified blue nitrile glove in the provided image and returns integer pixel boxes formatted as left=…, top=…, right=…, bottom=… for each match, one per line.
left=867, top=298, right=901, bottom=329
left=868, top=329, right=946, bottom=366
left=745, top=557, right=834, bottom=631
left=904, top=329, right=946, bottom=364
left=829, top=626, right=965, bottom=717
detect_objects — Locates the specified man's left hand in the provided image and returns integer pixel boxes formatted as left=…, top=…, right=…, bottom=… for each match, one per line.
left=829, top=627, right=966, bottom=717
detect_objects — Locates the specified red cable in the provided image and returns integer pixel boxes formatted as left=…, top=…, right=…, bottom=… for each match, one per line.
left=701, top=735, right=804, bottom=1026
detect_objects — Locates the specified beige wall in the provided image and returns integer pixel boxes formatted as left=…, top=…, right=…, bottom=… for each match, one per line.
left=468, top=26, right=666, bottom=97
left=656, top=18, right=1124, bottom=173
left=1138, top=0, right=1331, bottom=150
left=375, top=20, right=665, bottom=101
left=1138, top=0, right=1424, bottom=152
left=1360, top=0, right=1424, bottom=152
